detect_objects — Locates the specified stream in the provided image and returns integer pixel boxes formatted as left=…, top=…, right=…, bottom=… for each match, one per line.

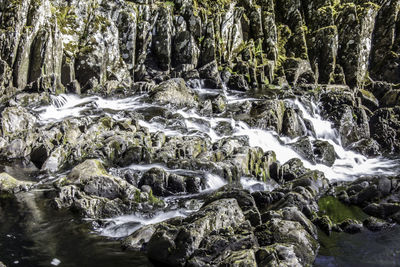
left=1, top=82, right=400, bottom=266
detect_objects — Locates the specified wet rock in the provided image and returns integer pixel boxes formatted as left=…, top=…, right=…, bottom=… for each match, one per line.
left=152, top=6, right=173, bottom=71
left=211, top=94, right=227, bottom=114
left=281, top=158, right=308, bottom=182
left=338, top=219, right=363, bottom=234
left=348, top=138, right=381, bottom=157
left=283, top=58, right=315, bottom=86
left=282, top=107, right=306, bottom=138
left=121, top=224, right=157, bottom=251
left=198, top=61, right=222, bottom=89
left=228, top=74, right=249, bottom=92
left=149, top=78, right=197, bottom=107
left=320, top=90, right=370, bottom=147
left=173, top=31, right=200, bottom=67
left=358, top=89, right=379, bottom=111
left=254, top=218, right=318, bottom=266
left=381, top=90, right=400, bottom=107
left=363, top=217, right=391, bottom=232
left=313, top=215, right=333, bottom=235
left=312, top=140, right=336, bottom=166
left=1, top=107, right=37, bottom=138
left=53, top=159, right=165, bottom=218
left=147, top=198, right=246, bottom=266
left=187, top=221, right=258, bottom=266
left=0, top=172, right=32, bottom=195
left=248, top=100, right=286, bottom=133
left=204, top=188, right=261, bottom=227
left=67, top=159, right=137, bottom=199
left=370, top=107, right=400, bottom=152
left=256, top=244, right=301, bottom=267
left=289, top=137, right=315, bottom=163
left=138, top=167, right=202, bottom=197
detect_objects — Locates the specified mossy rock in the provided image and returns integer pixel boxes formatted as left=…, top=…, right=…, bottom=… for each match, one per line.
left=0, top=172, right=32, bottom=194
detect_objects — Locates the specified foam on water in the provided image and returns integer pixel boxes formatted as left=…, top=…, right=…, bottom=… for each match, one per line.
left=36, top=94, right=148, bottom=123
left=97, top=210, right=190, bottom=238
left=39, top=90, right=399, bottom=181
left=240, top=177, right=277, bottom=193
left=37, top=85, right=400, bottom=239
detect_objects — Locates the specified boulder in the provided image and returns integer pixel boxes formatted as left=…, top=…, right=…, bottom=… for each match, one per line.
left=312, top=140, right=336, bottom=166
left=67, top=159, right=136, bottom=199
left=149, top=78, right=197, bottom=107
left=0, top=172, right=32, bottom=195
left=121, top=224, right=157, bottom=251
left=147, top=198, right=246, bottom=266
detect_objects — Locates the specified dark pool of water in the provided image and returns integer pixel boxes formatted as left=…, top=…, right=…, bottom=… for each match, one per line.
left=0, top=191, right=153, bottom=267
left=315, top=226, right=400, bottom=267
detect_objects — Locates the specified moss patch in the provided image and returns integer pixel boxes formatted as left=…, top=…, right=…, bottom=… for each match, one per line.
left=318, top=196, right=368, bottom=224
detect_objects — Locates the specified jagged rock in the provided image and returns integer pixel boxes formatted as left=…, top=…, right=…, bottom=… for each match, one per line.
left=348, top=138, right=381, bottom=157
left=147, top=198, right=246, bottom=266
left=282, top=107, right=306, bottom=138
left=336, top=3, right=380, bottom=88
left=339, top=219, right=363, bottom=234
left=138, top=167, right=202, bottom=197
left=254, top=218, right=318, bottom=266
left=358, top=89, right=379, bottom=111
left=256, top=244, right=301, bottom=267
left=281, top=158, right=308, bottom=182
left=381, top=89, right=400, bottom=107
left=228, top=74, right=250, bottom=91
left=283, top=58, right=315, bottom=86
left=204, top=188, right=261, bottom=227
left=67, top=159, right=136, bottom=199
left=312, top=140, right=336, bottom=166
left=148, top=78, right=197, bottom=107
left=152, top=5, right=173, bottom=71
left=363, top=216, right=391, bottom=232
left=289, top=137, right=315, bottom=163
left=370, top=107, right=400, bottom=152
left=198, top=61, right=222, bottom=88
left=121, top=224, right=157, bottom=251
left=320, top=89, right=370, bottom=147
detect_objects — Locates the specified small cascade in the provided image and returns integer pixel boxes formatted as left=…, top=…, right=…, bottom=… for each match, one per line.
left=28, top=80, right=400, bottom=247
left=37, top=86, right=399, bottom=181
left=97, top=210, right=192, bottom=238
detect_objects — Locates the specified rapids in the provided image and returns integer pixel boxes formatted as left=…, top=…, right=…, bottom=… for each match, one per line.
left=30, top=82, right=400, bottom=238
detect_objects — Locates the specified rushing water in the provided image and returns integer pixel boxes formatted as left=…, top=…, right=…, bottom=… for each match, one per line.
left=6, top=82, right=398, bottom=266
left=35, top=84, right=400, bottom=182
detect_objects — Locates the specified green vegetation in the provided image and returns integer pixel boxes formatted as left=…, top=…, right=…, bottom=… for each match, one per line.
left=318, top=196, right=368, bottom=224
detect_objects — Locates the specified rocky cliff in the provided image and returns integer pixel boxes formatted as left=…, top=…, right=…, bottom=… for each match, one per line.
left=1, top=0, right=399, bottom=93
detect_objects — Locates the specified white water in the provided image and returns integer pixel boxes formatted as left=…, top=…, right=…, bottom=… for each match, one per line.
left=37, top=89, right=399, bottom=181
left=35, top=85, right=399, bottom=238
left=97, top=209, right=191, bottom=238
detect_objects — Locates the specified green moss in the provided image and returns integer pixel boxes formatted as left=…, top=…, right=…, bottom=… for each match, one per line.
left=148, top=189, right=164, bottom=206
left=318, top=196, right=368, bottom=224
left=134, top=189, right=141, bottom=202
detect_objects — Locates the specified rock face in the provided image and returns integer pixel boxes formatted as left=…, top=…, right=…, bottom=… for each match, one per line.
left=0, top=0, right=398, bottom=97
